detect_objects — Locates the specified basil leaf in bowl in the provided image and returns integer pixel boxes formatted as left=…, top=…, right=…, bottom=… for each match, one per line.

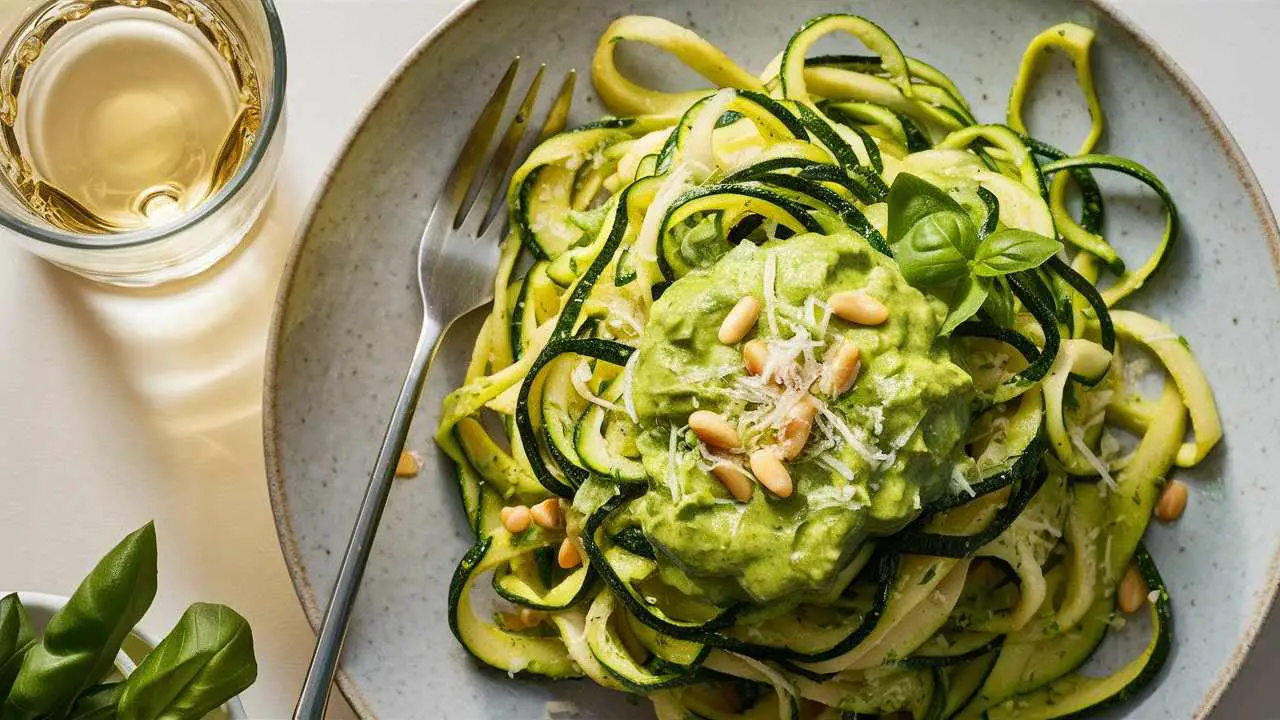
left=6, top=523, right=157, bottom=719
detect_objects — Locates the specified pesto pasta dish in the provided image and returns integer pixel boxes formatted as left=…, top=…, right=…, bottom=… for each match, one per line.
left=434, top=13, right=1222, bottom=719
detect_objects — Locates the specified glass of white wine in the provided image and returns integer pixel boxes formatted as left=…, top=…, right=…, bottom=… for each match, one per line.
left=0, top=0, right=285, bottom=285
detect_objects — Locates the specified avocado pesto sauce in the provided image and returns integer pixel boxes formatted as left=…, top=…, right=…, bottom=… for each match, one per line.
left=435, top=13, right=1222, bottom=720
left=627, top=232, right=973, bottom=603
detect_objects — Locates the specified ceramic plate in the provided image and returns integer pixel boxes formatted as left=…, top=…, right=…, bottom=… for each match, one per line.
left=265, top=1, right=1280, bottom=716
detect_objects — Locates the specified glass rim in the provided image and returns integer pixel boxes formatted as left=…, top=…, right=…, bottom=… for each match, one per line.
left=0, top=0, right=288, bottom=251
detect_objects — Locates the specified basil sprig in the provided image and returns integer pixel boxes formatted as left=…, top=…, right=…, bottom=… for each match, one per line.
left=887, top=173, right=1062, bottom=334
left=1, top=523, right=256, bottom=720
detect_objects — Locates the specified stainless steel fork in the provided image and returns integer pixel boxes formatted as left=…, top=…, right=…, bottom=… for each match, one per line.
left=293, top=59, right=575, bottom=719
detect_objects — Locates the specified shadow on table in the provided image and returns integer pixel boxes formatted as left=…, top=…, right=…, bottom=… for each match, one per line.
left=37, top=184, right=359, bottom=719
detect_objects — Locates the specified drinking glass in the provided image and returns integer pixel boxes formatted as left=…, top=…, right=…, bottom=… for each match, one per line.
left=0, top=0, right=286, bottom=286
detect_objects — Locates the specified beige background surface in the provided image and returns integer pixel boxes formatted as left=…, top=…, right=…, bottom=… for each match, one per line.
left=1, top=1, right=1276, bottom=717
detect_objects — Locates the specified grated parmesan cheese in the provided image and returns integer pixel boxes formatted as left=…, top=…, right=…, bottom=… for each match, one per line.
left=866, top=405, right=885, bottom=436
left=570, top=359, right=621, bottom=413
left=804, top=295, right=834, bottom=337
left=817, top=453, right=855, bottom=483
left=684, top=88, right=736, bottom=181
left=635, top=165, right=692, bottom=263
left=621, top=351, right=640, bottom=423
left=1070, top=426, right=1118, bottom=490
left=1098, top=430, right=1122, bottom=462
left=665, top=425, right=683, bottom=500
left=606, top=309, right=645, bottom=338
left=950, top=464, right=976, bottom=498
left=890, top=417, right=920, bottom=450
left=817, top=403, right=892, bottom=468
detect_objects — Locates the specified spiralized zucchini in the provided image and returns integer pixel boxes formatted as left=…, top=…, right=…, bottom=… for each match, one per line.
left=435, top=13, right=1221, bottom=719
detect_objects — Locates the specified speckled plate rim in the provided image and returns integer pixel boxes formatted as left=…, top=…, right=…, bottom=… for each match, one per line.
left=262, top=2, right=1280, bottom=717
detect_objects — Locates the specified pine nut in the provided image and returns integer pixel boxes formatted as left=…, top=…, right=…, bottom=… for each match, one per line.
left=711, top=462, right=754, bottom=502
left=1118, top=564, right=1147, bottom=614
left=750, top=447, right=794, bottom=498
left=743, top=338, right=769, bottom=376
left=830, top=290, right=889, bottom=326
left=557, top=538, right=582, bottom=569
left=1154, top=480, right=1188, bottom=522
left=779, top=395, right=820, bottom=460
left=718, top=296, right=763, bottom=344
left=395, top=449, right=421, bottom=477
left=689, top=410, right=741, bottom=451
left=500, top=505, right=532, bottom=534
left=826, top=342, right=862, bottom=396
left=530, top=498, right=563, bottom=530
left=519, top=608, right=544, bottom=627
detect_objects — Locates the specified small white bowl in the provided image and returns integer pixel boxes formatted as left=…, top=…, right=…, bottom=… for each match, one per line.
left=8, top=592, right=247, bottom=719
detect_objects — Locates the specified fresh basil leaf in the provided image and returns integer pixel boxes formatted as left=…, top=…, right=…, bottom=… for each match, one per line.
left=892, top=211, right=973, bottom=286
left=887, top=172, right=969, bottom=245
left=939, top=276, right=990, bottom=336
left=66, top=683, right=123, bottom=720
left=7, top=524, right=157, bottom=719
left=972, top=228, right=1063, bottom=277
left=116, top=604, right=256, bottom=720
left=982, top=275, right=1016, bottom=328
left=0, top=594, right=35, bottom=700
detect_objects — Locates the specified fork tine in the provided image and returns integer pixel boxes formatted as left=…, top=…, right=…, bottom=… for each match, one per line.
left=464, top=64, right=545, bottom=236
left=474, top=68, right=576, bottom=237
left=441, top=58, right=520, bottom=226
left=539, top=70, right=576, bottom=141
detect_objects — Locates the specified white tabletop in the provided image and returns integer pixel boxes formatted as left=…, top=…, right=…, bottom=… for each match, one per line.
left=1, top=1, right=1275, bottom=717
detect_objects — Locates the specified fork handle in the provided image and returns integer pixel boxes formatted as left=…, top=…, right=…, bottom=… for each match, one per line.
left=294, top=319, right=443, bottom=719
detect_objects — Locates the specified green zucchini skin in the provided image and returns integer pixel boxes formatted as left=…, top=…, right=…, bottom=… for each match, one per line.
left=609, top=526, right=656, bottom=559
left=794, top=101, right=866, bottom=171
left=900, top=636, right=1004, bottom=670
left=1046, top=256, right=1114, bottom=353
left=580, top=487, right=741, bottom=643
left=890, top=468, right=1048, bottom=558
left=979, top=545, right=1172, bottom=720
left=750, top=171, right=890, bottom=252
left=585, top=590, right=710, bottom=692
left=993, top=273, right=1062, bottom=402
left=919, top=429, right=1045, bottom=517
left=447, top=535, right=581, bottom=679
left=936, top=651, right=1000, bottom=719
left=492, top=564, right=595, bottom=611
left=574, top=402, right=647, bottom=483
left=655, top=182, right=824, bottom=281
left=952, top=323, right=1041, bottom=370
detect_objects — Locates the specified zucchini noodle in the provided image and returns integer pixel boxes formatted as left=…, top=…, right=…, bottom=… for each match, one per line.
left=435, top=14, right=1221, bottom=719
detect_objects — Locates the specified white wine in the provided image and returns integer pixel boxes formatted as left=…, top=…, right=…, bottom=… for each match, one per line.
left=0, top=0, right=262, bottom=233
